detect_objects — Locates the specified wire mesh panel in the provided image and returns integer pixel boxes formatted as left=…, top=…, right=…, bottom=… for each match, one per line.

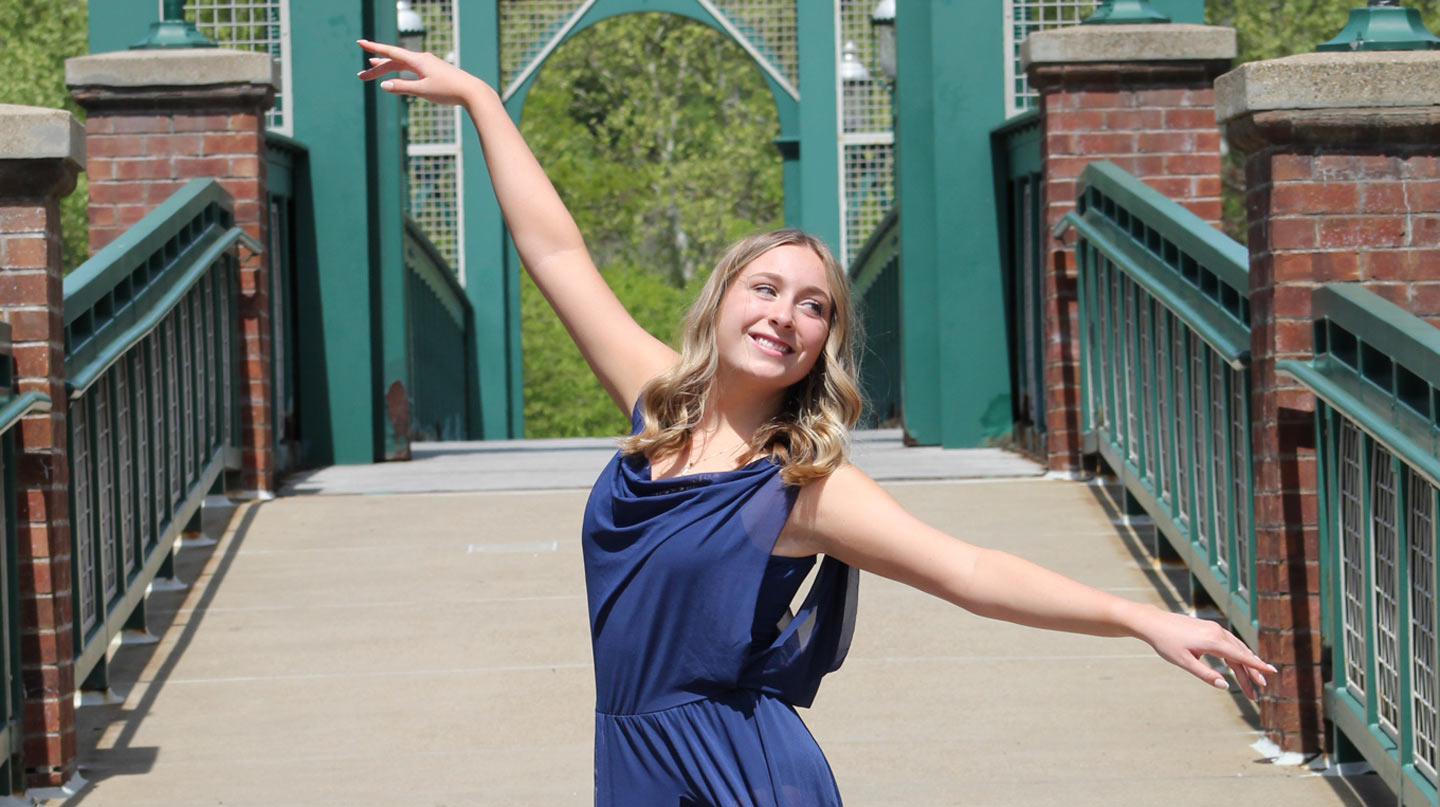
left=116, top=361, right=136, bottom=580
left=715, top=0, right=800, bottom=87
left=1372, top=443, right=1402, bottom=740
left=219, top=263, right=234, bottom=448
left=1172, top=323, right=1190, bottom=527
left=95, top=380, right=117, bottom=605
left=202, top=273, right=218, bottom=451
left=409, top=153, right=462, bottom=269
left=1002, top=0, right=1099, bottom=116
left=1410, top=470, right=1440, bottom=783
left=838, top=0, right=893, bottom=264
left=184, top=0, right=291, bottom=133
left=1339, top=418, right=1367, bottom=699
left=498, top=0, right=591, bottom=90
left=841, top=143, right=895, bottom=264
left=1091, top=253, right=1110, bottom=434
left=165, top=319, right=182, bottom=509
left=1210, top=350, right=1229, bottom=577
left=1190, top=337, right=1210, bottom=555
left=179, top=299, right=196, bottom=486
left=1138, top=289, right=1154, bottom=483
left=132, top=351, right=152, bottom=558
left=150, top=336, right=168, bottom=527
left=1123, top=277, right=1139, bottom=465
left=407, top=0, right=465, bottom=276
left=72, top=402, right=96, bottom=636
left=1230, top=366, right=1250, bottom=597
left=1154, top=303, right=1170, bottom=503
left=1109, top=264, right=1124, bottom=445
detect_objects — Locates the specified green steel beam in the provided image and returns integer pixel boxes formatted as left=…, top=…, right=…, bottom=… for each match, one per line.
left=1147, top=0, right=1205, bottom=23
left=794, top=3, right=841, bottom=252
left=365, top=0, right=410, bottom=460
left=288, top=1, right=378, bottom=464
left=896, top=0, right=1011, bottom=447
left=458, top=2, right=506, bottom=439
left=88, top=0, right=155, bottom=54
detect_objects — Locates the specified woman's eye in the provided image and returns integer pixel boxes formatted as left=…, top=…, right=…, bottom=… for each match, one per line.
left=754, top=284, right=777, bottom=296
left=801, top=301, right=826, bottom=316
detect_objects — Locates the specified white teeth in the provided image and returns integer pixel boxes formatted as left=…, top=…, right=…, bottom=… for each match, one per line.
left=753, top=335, right=791, bottom=353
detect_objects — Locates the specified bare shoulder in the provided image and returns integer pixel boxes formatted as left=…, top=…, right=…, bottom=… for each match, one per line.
left=784, top=463, right=912, bottom=556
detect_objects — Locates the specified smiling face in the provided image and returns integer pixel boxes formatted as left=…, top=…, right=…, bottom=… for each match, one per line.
left=713, top=244, right=834, bottom=396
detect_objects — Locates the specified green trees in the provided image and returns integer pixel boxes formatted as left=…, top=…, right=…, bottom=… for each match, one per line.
left=0, top=0, right=90, bottom=271
left=517, top=13, right=783, bottom=437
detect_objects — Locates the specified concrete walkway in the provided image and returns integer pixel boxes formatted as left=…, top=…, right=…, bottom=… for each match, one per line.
left=61, top=436, right=1393, bottom=806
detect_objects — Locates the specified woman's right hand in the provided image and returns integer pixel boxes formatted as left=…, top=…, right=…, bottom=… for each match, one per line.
left=356, top=39, right=487, bottom=108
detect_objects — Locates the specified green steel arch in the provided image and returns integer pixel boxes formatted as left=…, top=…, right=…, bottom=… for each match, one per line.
left=461, top=0, right=844, bottom=439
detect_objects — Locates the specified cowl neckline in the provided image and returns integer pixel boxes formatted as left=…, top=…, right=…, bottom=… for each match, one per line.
left=623, top=452, right=779, bottom=496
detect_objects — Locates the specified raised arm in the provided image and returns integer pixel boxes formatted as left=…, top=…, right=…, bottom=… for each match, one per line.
left=357, top=40, right=678, bottom=412
left=783, top=466, right=1276, bottom=698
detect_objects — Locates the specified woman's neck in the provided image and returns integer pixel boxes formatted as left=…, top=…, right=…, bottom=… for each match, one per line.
left=696, top=376, right=784, bottom=445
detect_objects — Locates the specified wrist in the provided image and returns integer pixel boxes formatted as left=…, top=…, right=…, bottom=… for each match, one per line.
left=1111, top=598, right=1159, bottom=641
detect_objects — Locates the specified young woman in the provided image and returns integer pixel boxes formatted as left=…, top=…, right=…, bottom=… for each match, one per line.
left=357, top=39, right=1275, bottom=806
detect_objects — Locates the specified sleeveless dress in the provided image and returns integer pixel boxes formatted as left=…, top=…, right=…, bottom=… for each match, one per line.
left=581, top=409, right=858, bottom=806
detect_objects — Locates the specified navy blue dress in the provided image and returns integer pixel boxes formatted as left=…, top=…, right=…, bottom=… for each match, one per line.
left=581, top=410, right=858, bottom=806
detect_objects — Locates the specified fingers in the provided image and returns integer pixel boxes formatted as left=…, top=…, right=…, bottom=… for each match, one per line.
left=356, top=58, right=401, bottom=81
left=378, top=78, right=423, bottom=95
left=357, top=39, right=411, bottom=58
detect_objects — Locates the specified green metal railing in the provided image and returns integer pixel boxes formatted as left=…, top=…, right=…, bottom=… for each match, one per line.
left=265, top=133, right=304, bottom=473
left=63, top=179, right=256, bottom=690
left=403, top=218, right=471, bottom=441
left=849, top=206, right=900, bottom=427
left=1281, top=284, right=1440, bottom=806
left=992, top=110, right=1044, bottom=455
left=0, top=322, right=50, bottom=794
left=1057, top=161, right=1258, bottom=645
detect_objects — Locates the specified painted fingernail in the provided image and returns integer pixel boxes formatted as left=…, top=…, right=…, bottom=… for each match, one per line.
left=1257, top=673, right=1268, bottom=686
left=1268, top=664, right=1278, bottom=673
left=382, top=80, right=394, bottom=90
left=1213, top=678, right=1228, bottom=689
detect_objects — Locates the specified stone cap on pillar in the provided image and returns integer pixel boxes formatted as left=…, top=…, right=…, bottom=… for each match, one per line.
left=0, top=105, right=85, bottom=196
left=1021, top=23, right=1237, bottom=72
left=1216, top=50, right=1440, bottom=149
left=66, top=48, right=278, bottom=109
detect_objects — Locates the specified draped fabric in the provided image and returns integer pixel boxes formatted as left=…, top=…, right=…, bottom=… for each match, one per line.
left=579, top=405, right=858, bottom=805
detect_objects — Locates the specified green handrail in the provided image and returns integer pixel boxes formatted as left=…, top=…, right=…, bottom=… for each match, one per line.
left=403, top=217, right=467, bottom=327
left=66, top=225, right=260, bottom=399
left=848, top=206, right=898, bottom=297
left=0, top=392, right=51, bottom=437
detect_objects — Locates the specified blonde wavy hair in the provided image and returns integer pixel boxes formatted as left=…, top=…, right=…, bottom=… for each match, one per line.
left=619, top=229, right=863, bottom=486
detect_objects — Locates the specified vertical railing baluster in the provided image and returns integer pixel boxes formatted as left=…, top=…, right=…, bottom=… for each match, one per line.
left=1211, top=350, right=1230, bottom=580
left=1173, top=320, right=1189, bottom=530
left=1190, top=335, right=1210, bottom=556
left=179, top=294, right=195, bottom=487
left=71, top=398, right=96, bottom=637
left=1340, top=418, right=1367, bottom=700
left=1373, top=443, right=1402, bottom=740
left=165, top=318, right=181, bottom=508
left=1409, top=472, right=1439, bottom=782
left=116, top=359, right=135, bottom=580
left=96, top=375, right=116, bottom=605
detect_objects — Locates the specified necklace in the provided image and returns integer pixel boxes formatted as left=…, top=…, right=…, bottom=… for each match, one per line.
left=681, top=434, right=747, bottom=474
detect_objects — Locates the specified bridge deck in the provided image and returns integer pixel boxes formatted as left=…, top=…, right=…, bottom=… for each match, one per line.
left=64, top=434, right=1390, bottom=806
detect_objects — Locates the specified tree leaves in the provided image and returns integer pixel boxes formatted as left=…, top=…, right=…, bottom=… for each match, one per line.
left=0, top=0, right=90, bottom=271
left=518, top=13, right=784, bottom=437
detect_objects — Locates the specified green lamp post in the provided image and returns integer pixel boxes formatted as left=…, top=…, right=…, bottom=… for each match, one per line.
left=1082, top=0, right=1171, bottom=25
left=1318, top=0, right=1440, bottom=51
left=131, top=0, right=217, bottom=49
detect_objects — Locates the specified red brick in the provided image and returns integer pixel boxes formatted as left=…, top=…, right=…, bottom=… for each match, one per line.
left=1143, top=176, right=1191, bottom=199
left=1137, top=131, right=1194, bottom=153
left=218, top=178, right=262, bottom=201
left=1133, top=87, right=1187, bottom=107
left=1, top=236, right=49, bottom=270
left=1270, top=182, right=1357, bottom=215
left=1269, top=219, right=1316, bottom=250
left=103, top=114, right=171, bottom=134
left=0, top=205, right=46, bottom=231
left=116, top=205, right=150, bottom=227
left=114, top=157, right=174, bottom=181
left=174, top=156, right=230, bottom=177
left=1182, top=199, right=1222, bottom=223
left=85, top=136, right=145, bottom=158
left=1317, top=215, right=1407, bottom=249
left=1412, top=282, right=1440, bottom=313
left=1359, top=181, right=1407, bottom=214
left=1075, top=90, right=1123, bottom=108
left=230, top=155, right=261, bottom=176
left=1162, top=107, right=1215, bottom=129
left=1105, top=109, right=1141, bottom=129
left=1258, top=594, right=1322, bottom=631
left=143, top=133, right=203, bottom=156
left=88, top=181, right=143, bottom=205
left=171, top=114, right=231, bottom=132
left=1163, top=153, right=1218, bottom=176
left=143, top=180, right=188, bottom=204
left=1415, top=215, right=1440, bottom=244
left=1410, top=179, right=1440, bottom=210
left=202, top=132, right=258, bottom=154
left=1257, top=630, right=1325, bottom=665
left=1048, top=109, right=1107, bottom=132
left=1271, top=154, right=1313, bottom=182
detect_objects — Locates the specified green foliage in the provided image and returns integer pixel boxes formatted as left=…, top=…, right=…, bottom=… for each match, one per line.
left=0, top=0, right=90, bottom=272
left=521, top=262, right=704, bottom=438
left=518, top=13, right=783, bottom=437
left=1206, top=0, right=1440, bottom=243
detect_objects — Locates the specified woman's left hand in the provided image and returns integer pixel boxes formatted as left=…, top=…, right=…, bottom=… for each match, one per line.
left=1133, top=606, right=1276, bottom=699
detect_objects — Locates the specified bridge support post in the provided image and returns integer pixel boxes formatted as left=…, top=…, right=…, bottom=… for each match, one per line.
left=0, top=105, right=84, bottom=789
left=1218, top=48, right=1440, bottom=754
left=66, top=50, right=279, bottom=494
left=1021, top=24, right=1234, bottom=472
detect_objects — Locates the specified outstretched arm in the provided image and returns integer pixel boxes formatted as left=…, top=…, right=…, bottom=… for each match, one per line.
left=356, top=40, right=678, bottom=412
left=783, top=466, right=1276, bottom=698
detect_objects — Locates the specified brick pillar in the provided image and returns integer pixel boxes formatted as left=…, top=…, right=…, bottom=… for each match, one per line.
left=1217, top=49, right=1440, bottom=752
left=67, top=50, right=278, bottom=494
left=1021, top=24, right=1235, bottom=472
left=0, top=104, right=84, bottom=787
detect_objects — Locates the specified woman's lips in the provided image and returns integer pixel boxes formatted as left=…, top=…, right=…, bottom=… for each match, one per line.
left=751, top=333, right=793, bottom=356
